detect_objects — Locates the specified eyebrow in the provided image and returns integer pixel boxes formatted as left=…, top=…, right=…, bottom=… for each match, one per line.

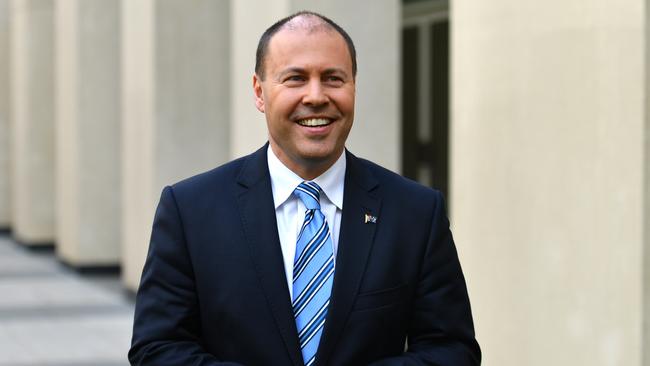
left=276, top=67, right=349, bottom=80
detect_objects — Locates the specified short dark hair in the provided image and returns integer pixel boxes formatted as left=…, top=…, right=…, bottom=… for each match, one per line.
left=254, top=11, right=357, bottom=80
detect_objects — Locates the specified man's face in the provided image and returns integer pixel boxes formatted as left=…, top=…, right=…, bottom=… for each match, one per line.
left=253, top=25, right=355, bottom=179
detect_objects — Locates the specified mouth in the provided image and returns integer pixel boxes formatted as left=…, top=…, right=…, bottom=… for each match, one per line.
left=296, top=118, right=333, bottom=127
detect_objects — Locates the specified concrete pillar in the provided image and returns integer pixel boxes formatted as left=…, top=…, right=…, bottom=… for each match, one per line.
left=451, top=1, right=646, bottom=365
left=230, top=0, right=290, bottom=160
left=230, top=0, right=400, bottom=172
left=55, top=0, right=121, bottom=267
left=0, top=0, right=10, bottom=229
left=10, top=0, right=55, bottom=245
left=122, top=0, right=230, bottom=290
left=643, top=2, right=650, bottom=363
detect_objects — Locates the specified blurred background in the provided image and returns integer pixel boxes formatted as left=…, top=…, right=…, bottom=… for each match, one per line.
left=0, top=0, right=648, bottom=365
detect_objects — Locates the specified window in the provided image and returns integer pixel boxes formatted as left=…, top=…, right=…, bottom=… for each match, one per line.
left=402, top=0, right=449, bottom=198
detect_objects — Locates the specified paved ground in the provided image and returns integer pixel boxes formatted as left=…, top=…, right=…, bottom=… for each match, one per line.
left=0, top=234, right=134, bottom=366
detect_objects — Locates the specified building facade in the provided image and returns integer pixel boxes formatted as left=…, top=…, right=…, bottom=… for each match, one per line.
left=0, top=0, right=648, bottom=365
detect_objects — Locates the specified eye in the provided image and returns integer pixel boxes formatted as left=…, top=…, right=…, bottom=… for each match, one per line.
left=325, top=75, right=344, bottom=85
left=284, top=75, right=305, bottom=83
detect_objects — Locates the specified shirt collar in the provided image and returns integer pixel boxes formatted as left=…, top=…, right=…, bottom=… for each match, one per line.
left=267, top=145, right=346, bottom=210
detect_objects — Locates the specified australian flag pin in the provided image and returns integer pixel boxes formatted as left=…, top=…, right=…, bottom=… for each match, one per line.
left=364, top=213, right=377, bottom=224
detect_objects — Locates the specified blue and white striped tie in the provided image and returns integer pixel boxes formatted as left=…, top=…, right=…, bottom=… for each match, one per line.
left=292, top=181, right=335, bottom=366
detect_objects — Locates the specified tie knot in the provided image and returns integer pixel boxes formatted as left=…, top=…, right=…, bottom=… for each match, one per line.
left=293, top=181, right=322, bottom=210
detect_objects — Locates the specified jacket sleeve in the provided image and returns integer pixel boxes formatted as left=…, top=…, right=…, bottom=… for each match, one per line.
left=369, top=191, right=481, bottom=366
left=128, top=186, right=244, bottom=366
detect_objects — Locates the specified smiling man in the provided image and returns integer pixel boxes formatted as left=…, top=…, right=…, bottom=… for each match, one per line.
left=129, top=11, right=481, bottom=366
left=252, top=16, right=355, bottom=182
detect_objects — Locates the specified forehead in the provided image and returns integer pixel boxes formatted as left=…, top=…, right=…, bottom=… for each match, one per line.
left=265, top=25, right=352, bottom=74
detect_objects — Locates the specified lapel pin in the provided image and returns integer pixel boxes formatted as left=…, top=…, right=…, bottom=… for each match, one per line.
left=364, top=213, right=377, bottom=224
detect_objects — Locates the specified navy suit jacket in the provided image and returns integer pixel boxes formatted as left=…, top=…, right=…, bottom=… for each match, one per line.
left=129, top=145, right=481, bottom=365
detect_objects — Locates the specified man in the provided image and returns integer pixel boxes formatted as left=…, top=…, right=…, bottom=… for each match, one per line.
left=129, top=11, right=480, bottom=366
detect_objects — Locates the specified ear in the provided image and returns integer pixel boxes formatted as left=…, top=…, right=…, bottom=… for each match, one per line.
left=253, top=74, right=265, bottom=113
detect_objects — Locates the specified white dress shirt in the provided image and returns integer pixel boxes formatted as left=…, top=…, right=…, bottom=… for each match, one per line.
left=267, top=145, right=346, bottom=299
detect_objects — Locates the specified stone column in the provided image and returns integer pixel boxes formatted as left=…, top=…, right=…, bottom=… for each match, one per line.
left=0, top=0, right=10, bottom=229
left=10, top=0, right=55, bottom=245
left=644, top=2, right=650, bottom=363
left=451, top=1, right=647, bottom=365
left=230, top=0, right=400, bottom=172
left=55, top=0, right=121, bottom=267
left=122, top=0, right=230, bottom=290
left=230, top=0, right=290, bottom=159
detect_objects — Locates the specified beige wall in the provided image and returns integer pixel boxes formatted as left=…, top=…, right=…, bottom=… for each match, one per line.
left=55, top=0, right=121, bottom=266
left=231, top=0, right=400, bottom=172
left=121, top=0, right=154, bottom=289
left=10, top=0, right=55, bottom=244
left=452, top=1, right=646, bottom=365
left=230, top=0, right=289, bottom=159
left=0, top=0, right=9, bottom=228
left=121, top=0, right=231, bottom=290
left=644, top=1, right=650, bottom=362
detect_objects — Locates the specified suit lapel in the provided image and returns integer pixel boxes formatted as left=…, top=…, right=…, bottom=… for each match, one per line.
left=236, top=145, right=303, bottom=366
left=316, top=151, right=381, bottom=366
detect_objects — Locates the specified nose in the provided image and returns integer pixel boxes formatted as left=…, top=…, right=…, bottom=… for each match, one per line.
left=302, top=79, right=328, bottom=106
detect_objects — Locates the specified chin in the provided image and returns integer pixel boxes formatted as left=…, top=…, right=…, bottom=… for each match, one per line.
left=297, top=146, right=341, bottom=162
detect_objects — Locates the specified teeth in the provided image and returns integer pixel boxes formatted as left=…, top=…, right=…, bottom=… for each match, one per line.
left=297, top=118, right=331, bottom=127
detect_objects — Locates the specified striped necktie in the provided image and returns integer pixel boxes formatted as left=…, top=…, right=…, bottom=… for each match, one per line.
left=292, top=181, right=335, bottom=366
